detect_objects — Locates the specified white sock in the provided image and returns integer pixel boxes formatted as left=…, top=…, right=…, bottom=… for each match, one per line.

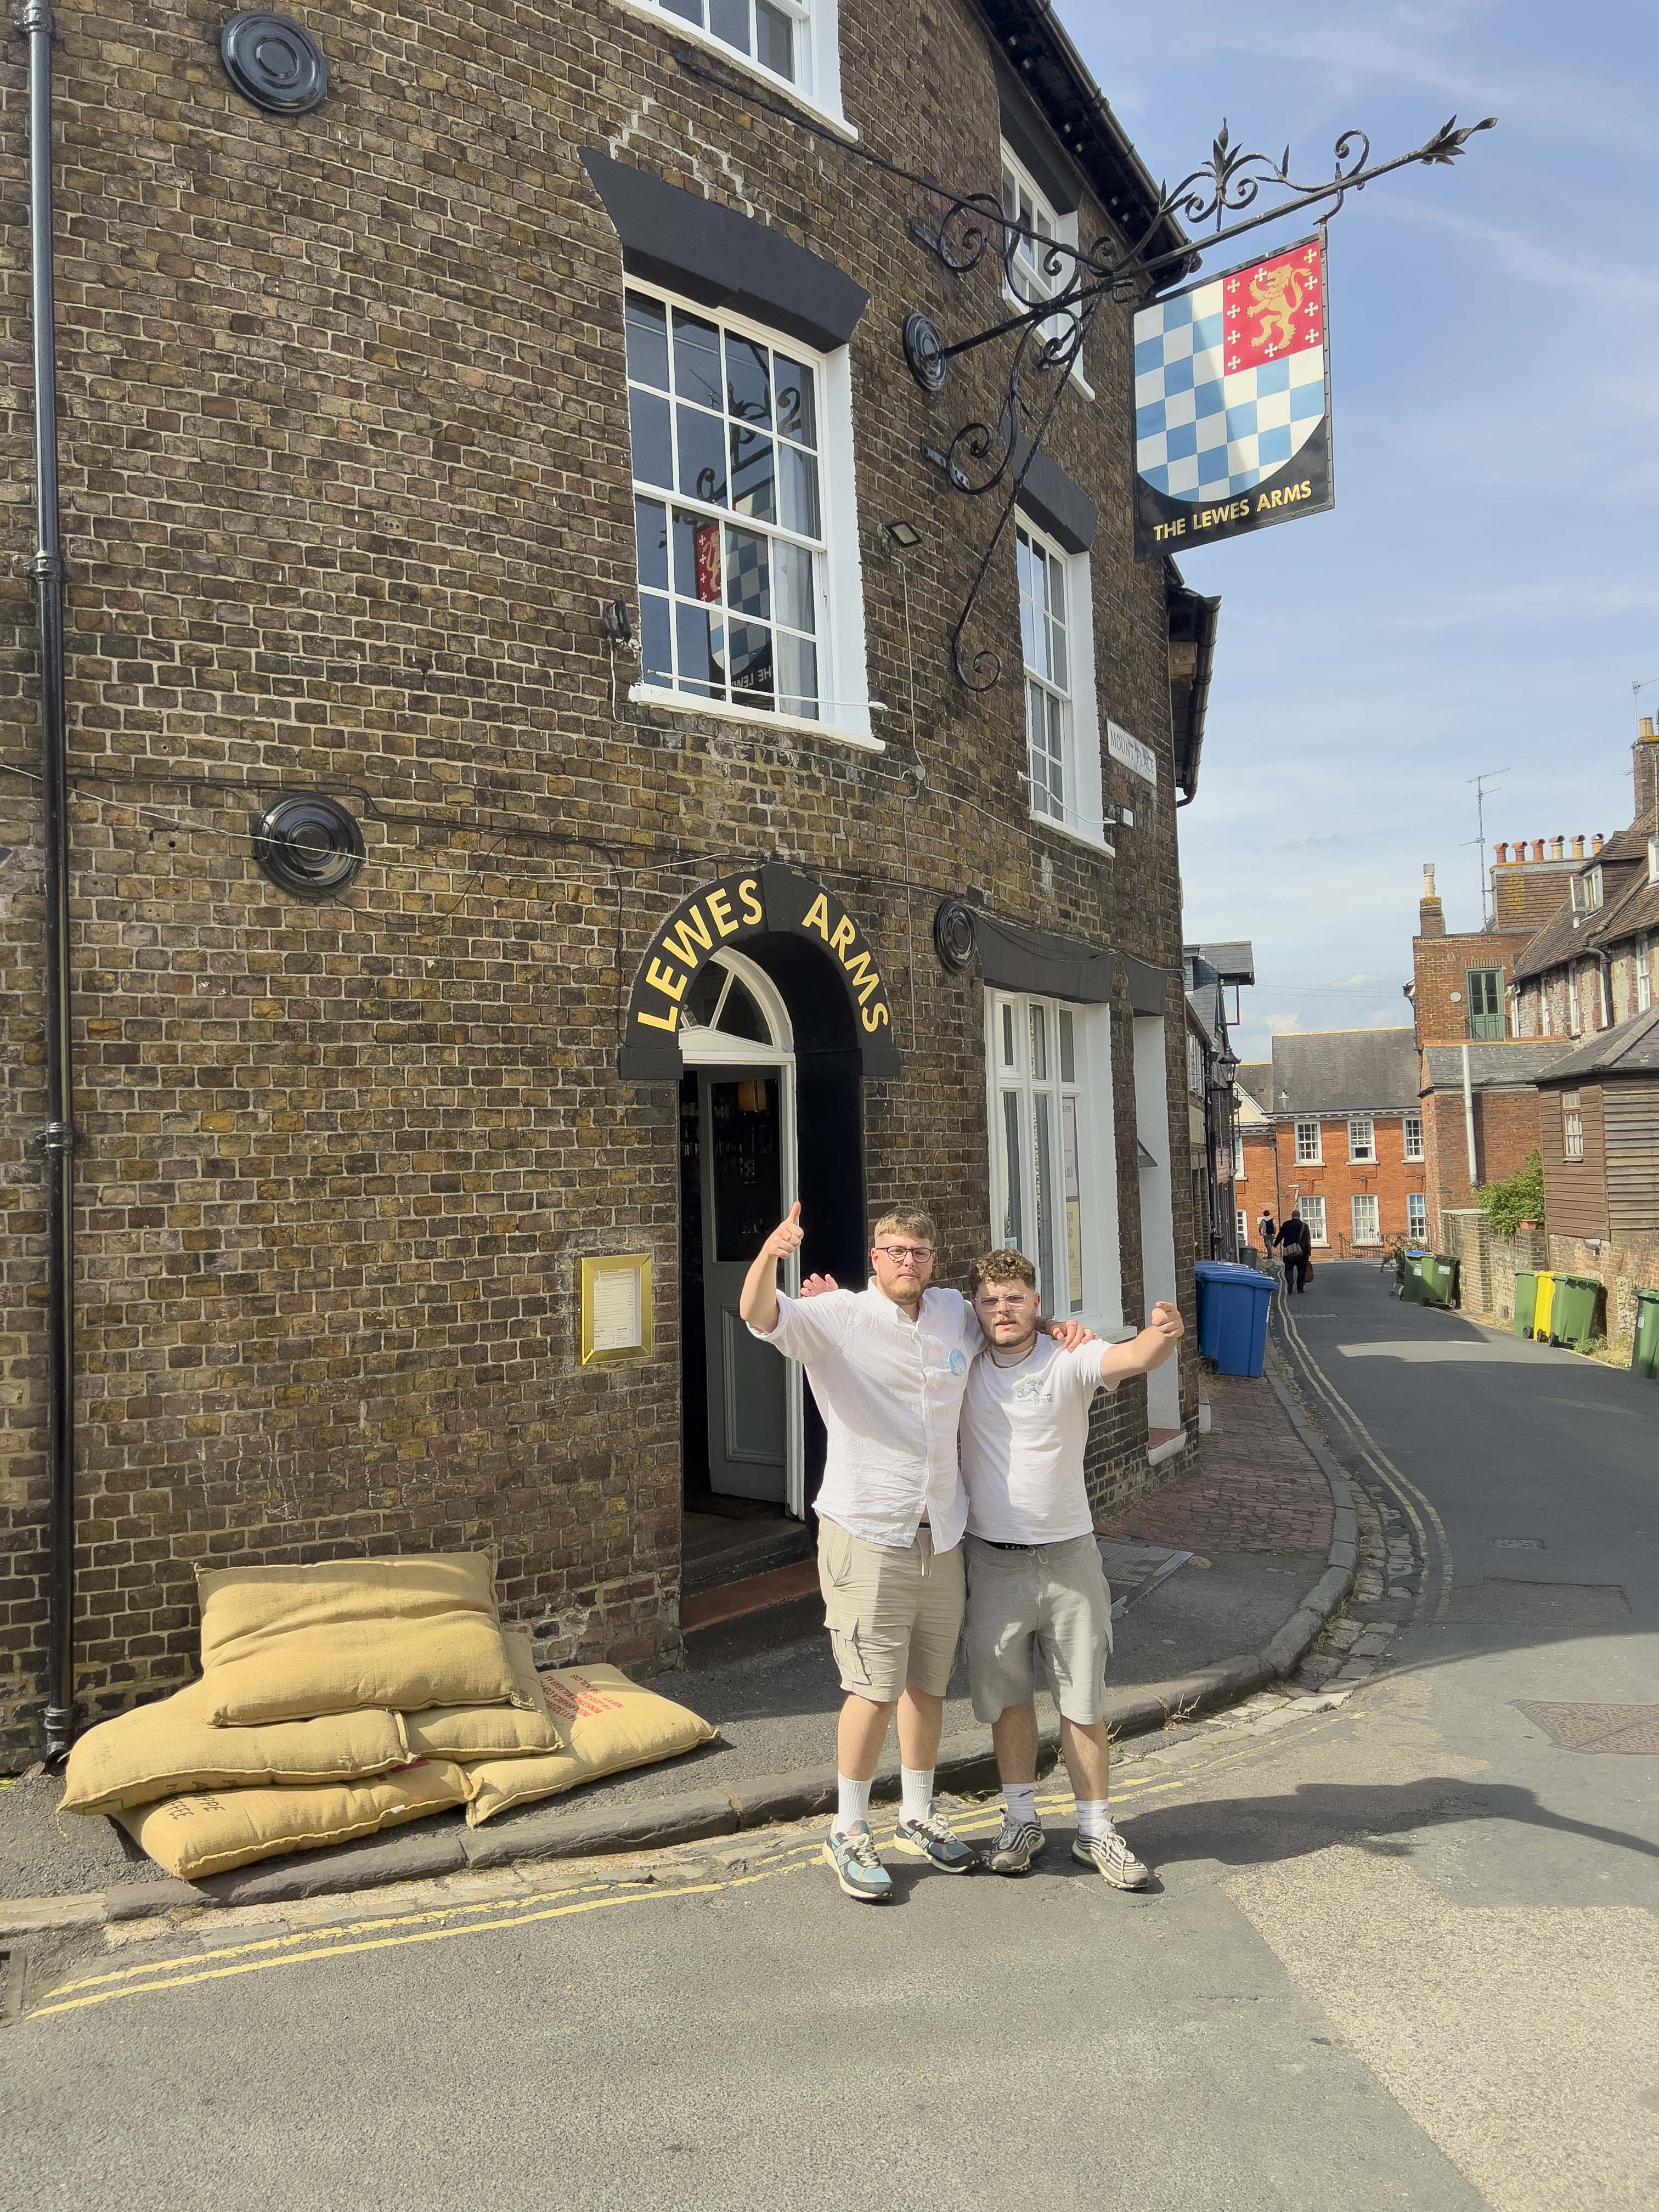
left=900, top=1767, right=934, bottom=1825
left=1003, top=1781, right=1039, bottom=1828
left=835, top=1775, right=872, bottom=1835
left=1075, top=1798, right=1113, bottom=1842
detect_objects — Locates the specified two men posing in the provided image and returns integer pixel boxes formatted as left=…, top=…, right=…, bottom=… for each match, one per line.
left=740, top=1204, right=1182, bottom=1903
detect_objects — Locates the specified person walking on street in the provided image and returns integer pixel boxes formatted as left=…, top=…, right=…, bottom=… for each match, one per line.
left=1257, top=1209, right=1276, bottom=1262
left=959, top=1251, right=1184, bottom=1890
left=1276, top=1208, right=1312, bottom=1294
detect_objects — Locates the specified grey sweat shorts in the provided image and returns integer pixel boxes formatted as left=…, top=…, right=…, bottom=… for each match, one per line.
left=963, top=1532, right=1114, bottom=1726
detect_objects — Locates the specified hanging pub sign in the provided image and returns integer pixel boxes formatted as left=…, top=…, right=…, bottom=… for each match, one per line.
left=1131, top=230, right=1333, bottom=561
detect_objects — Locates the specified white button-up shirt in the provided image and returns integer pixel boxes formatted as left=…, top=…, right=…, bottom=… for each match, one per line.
left=748, top=1282, right=983, bottom=1551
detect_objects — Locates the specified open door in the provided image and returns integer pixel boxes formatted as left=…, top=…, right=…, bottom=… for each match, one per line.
left=697, top=1071, right=787, bottom=1500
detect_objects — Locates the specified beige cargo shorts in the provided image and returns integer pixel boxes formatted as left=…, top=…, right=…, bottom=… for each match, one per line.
left=816, top=1520, right=965, bottom=1703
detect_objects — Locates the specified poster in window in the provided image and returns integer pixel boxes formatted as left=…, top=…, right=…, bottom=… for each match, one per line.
left=1131, top=232, right=1333, bottom=561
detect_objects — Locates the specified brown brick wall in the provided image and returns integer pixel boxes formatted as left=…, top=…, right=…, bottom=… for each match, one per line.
left=0, top=0, right=1201, bottom=1756
left=1421, top=1086, right=1542, bottom=1241
left=1410, top=929, right=1533, bottom=1047
left=1243, top=1116, right=1425, bottom=1254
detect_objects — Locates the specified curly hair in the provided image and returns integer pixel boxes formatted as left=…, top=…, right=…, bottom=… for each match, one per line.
left=967, top=1248, right=1036, bottom=1296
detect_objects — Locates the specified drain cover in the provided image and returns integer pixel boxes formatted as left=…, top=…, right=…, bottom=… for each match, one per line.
left=1493, top=1538, right=1544, bottom=1550
left=1516, top=1702, right=1659, bottom=1755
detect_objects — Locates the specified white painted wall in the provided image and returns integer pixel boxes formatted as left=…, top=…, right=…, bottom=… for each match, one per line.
left=1133, top=1013, right=1182, bottom=1431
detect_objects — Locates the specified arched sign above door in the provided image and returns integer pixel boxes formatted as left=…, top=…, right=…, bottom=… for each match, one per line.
left=619, top=864, right=900, bottom=1079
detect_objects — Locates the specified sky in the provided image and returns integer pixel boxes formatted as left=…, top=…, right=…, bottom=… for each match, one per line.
left=1069, top=0, right=1659, bottom=1059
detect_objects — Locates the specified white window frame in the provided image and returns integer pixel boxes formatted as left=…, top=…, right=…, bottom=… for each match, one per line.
left=612, top=0, right=850, bottom=136
left=1232, top=1131, right=1245, bottom=1180
left=1347, top=1114, right=1376, bottom=1163
left=1562, top=1090, right=1584, bottom=1161
left=1638, top=937, right=1653, bottom=1015
left=1403, top=1111, right=1424, bottom=1162
left=1567, top=967, right=1583, bottom=1036
left=1351, top=1193, right=1380, bottom=1246
left=624, top=278, right=873, bottom=748
left=1649, top=836, right=1658, bottom=888
left=986, top=991, right=1120, bottom=1329
left=999, top=141, right=1091, bottom=394
left=1572, top=865, right=1604, bottom=915
left=1015, top=517, right=1104, bottom=849
left=1294, top=1118, right=1322, bottom=1166
left=1299, top=1195, right=1327, bottom=1246
left=1406, top=1191, right=1427, bottom=1241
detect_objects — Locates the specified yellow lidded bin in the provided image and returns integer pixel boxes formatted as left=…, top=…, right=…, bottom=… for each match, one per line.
left=1532, top=1271, right=1556, bottom=1342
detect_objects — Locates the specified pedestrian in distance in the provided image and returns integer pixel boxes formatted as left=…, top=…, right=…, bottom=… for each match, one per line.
left=1257, top=1208, right=1276, bottom=1259
left=960, top=1250, right=1184, bottom=1890
left=1276, top=1208, right=1312, bottom=1294
left=740, top=1202, right=1092, bottom=1904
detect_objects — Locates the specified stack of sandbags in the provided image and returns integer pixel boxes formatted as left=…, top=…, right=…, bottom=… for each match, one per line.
left=62, top=1553, right=719, bottom=1879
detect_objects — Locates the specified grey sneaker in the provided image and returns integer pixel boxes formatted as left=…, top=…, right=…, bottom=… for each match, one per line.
left=892, top=1802, right=977, bottom=1873
left=822, top=1820, right=893, bottom=1903
left=988, top=1814, right=1046, bottom=1875
left=1071, top=1826, right=1152, bottom=1890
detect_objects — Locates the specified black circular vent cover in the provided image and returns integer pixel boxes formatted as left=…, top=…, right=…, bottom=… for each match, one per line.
left=252, top=794, right=364, bottom=898
left=220, top=13, right=330, bottom=116
left=933, top=898, right=977, bottom=973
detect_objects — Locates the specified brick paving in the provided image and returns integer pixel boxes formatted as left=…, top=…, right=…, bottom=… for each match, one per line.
left=1097, top=1372, right=1334, bottom=1559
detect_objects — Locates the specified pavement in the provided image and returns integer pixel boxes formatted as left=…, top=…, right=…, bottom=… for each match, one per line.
left=4, top=1261, right=1654, bottom=2210
left=1, top=1361, right=1351, bottom=1915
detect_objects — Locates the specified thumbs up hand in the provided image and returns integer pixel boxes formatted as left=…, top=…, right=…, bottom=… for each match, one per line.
left=762, top=1202, right=805, bottom=1261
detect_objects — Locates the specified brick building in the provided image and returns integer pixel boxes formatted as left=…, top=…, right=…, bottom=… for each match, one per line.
left=1, top=0, right=1221, bottom=1756
left=1183, top=939, right=1253, bottom=1262
left=1237, top=1030, right=1425, bottom=1256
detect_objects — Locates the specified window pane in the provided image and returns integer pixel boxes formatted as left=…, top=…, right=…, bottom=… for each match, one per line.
left=677, top=404, right=728, bottom=505
left=635, top=496, right=669, bottom=591
left=1058, top=1008, right=1075, bottom=1084
left=625, top=294, right=669, bottom=390
left=1001, top=1003, right=1015, bottom=1069
left=672, top=511, right=722, bottom=602
left=1029, top=1003, right=1048, bottom=1080
left=673, top=309, right=724, bottom=408
left=717, top=973, right=771, bottom=1042
left=1047, top=603, right=1068, bottom=692
left=709, top=0, right=751, bottom=54
left=755, top=0, right=793, bottom=80
left=775, top=630, right=818, bottom=719
left=727, top=621, right=774, bottom=708
left=1033, top=1093, right=1057, bottom=1307
left=639, top=591, right=672, bottom=686
left=661, top=0, right=701, bottom=21
left=731, top=426, right=776, bottom=521
left=775, top=355, right=816, bottom=447
left=774, top=539, right=814, bottom=633
left=725, top=334, right=771, bottom=428
left=779, top=444, right=820, bottom=537
left=629, top=389, right=673, bottom=489
left=725, top=526, right=771, bottom=621
left=675, top=601, right=724, bottom=698
left=1062, top=1093, right=1084, bottom=1314
left=1001, top=1090, right=1025, bottom=1249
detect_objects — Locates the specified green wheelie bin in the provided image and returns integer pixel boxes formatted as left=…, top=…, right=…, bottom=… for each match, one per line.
left=1532, top=1270, right=1556, bottom=1342
left=1549, top=1274, right=1602, bottom=1352
left=1511, top=1269, right=1538, bottom=1336
left=1420, top=1254, right=1460, bottom=1309
left=1399, top=1251, right=1429, bottom=1304
left=1633, top=1288, right=1659, bottom=1380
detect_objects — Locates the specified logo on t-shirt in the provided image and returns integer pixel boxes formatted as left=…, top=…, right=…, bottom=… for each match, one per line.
left=1011, top=1376, right=1049, bottom=1403
left=946, top=1348, right=968, bottom=1376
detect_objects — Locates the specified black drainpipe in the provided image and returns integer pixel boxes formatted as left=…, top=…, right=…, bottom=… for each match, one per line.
left=16, top=0, right=77, bottom=1759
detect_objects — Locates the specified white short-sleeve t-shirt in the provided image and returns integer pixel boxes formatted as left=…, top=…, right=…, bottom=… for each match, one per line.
left=960, top=1336, right=1113, bottom=1546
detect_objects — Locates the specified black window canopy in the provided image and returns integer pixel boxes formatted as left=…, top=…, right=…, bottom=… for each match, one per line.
left=581, top=151, right=869, bottom=356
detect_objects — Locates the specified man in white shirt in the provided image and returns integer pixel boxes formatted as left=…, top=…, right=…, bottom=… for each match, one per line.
left=741, top=1203, right=1091, bottom=1903
left=960, top=1246, right=1183, bottom=1889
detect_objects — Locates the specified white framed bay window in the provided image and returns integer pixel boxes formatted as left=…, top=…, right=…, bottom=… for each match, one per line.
left=1018, top=519, right=1104, bottom=847
left=625, top=281, right=871, bottom=744
left=986, top=990, right=1119, bottom=1326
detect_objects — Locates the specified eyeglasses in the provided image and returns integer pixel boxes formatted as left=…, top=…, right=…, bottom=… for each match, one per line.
left=976, top=1291, right=1033, bottom=1308
left=872, top=1244, right=934, bottom=1263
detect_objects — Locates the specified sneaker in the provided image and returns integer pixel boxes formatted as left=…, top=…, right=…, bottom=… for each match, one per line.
left=988, top=1814, right=1046, bottom=1875
left=891, top=1802, right=977, bottom=1874
left=822, top=1820, right=893, bottom=1903
left=1071, top=1826, right=1152, bottom=1890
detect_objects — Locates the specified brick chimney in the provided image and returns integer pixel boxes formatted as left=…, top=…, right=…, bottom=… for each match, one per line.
left=1418, top=862, right=1445, bottom=938
left=1636, top=716, right=1659, bottom=828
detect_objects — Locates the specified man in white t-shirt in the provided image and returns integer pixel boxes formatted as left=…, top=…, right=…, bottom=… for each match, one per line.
left=960, top=1247, right=1183, bottom=1889
left=740, top=1203, right=1091, bottom=1904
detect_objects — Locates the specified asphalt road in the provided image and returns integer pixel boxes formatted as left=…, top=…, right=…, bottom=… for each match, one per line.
left=6, top=1264, right=1655, bottom=2211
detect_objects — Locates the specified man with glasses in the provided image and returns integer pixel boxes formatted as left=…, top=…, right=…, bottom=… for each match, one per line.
left=742, top=1204, right=1089, bottom=1903
left=961, top=1248, right=1183, bottom=1891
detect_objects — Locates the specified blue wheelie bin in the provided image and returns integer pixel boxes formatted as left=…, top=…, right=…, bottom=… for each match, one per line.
left=1194, top=1260, right=1276, bottom=1379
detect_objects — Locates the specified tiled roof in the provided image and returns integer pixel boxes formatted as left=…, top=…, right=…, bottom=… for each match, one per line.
left=1197, top=940, right=1255, bottom=985
left=1423, top=1042, right=1572, bottom=1091
left=1532, top=1004, right=1659, bottom=1082
left=1237, top=1061, right=1272, bottom=1113
left=1264, top=1029, right=1418, bottom=1116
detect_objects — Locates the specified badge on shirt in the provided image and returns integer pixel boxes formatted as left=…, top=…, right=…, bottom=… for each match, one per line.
left=947, top=1348, right=968, bottom=1376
